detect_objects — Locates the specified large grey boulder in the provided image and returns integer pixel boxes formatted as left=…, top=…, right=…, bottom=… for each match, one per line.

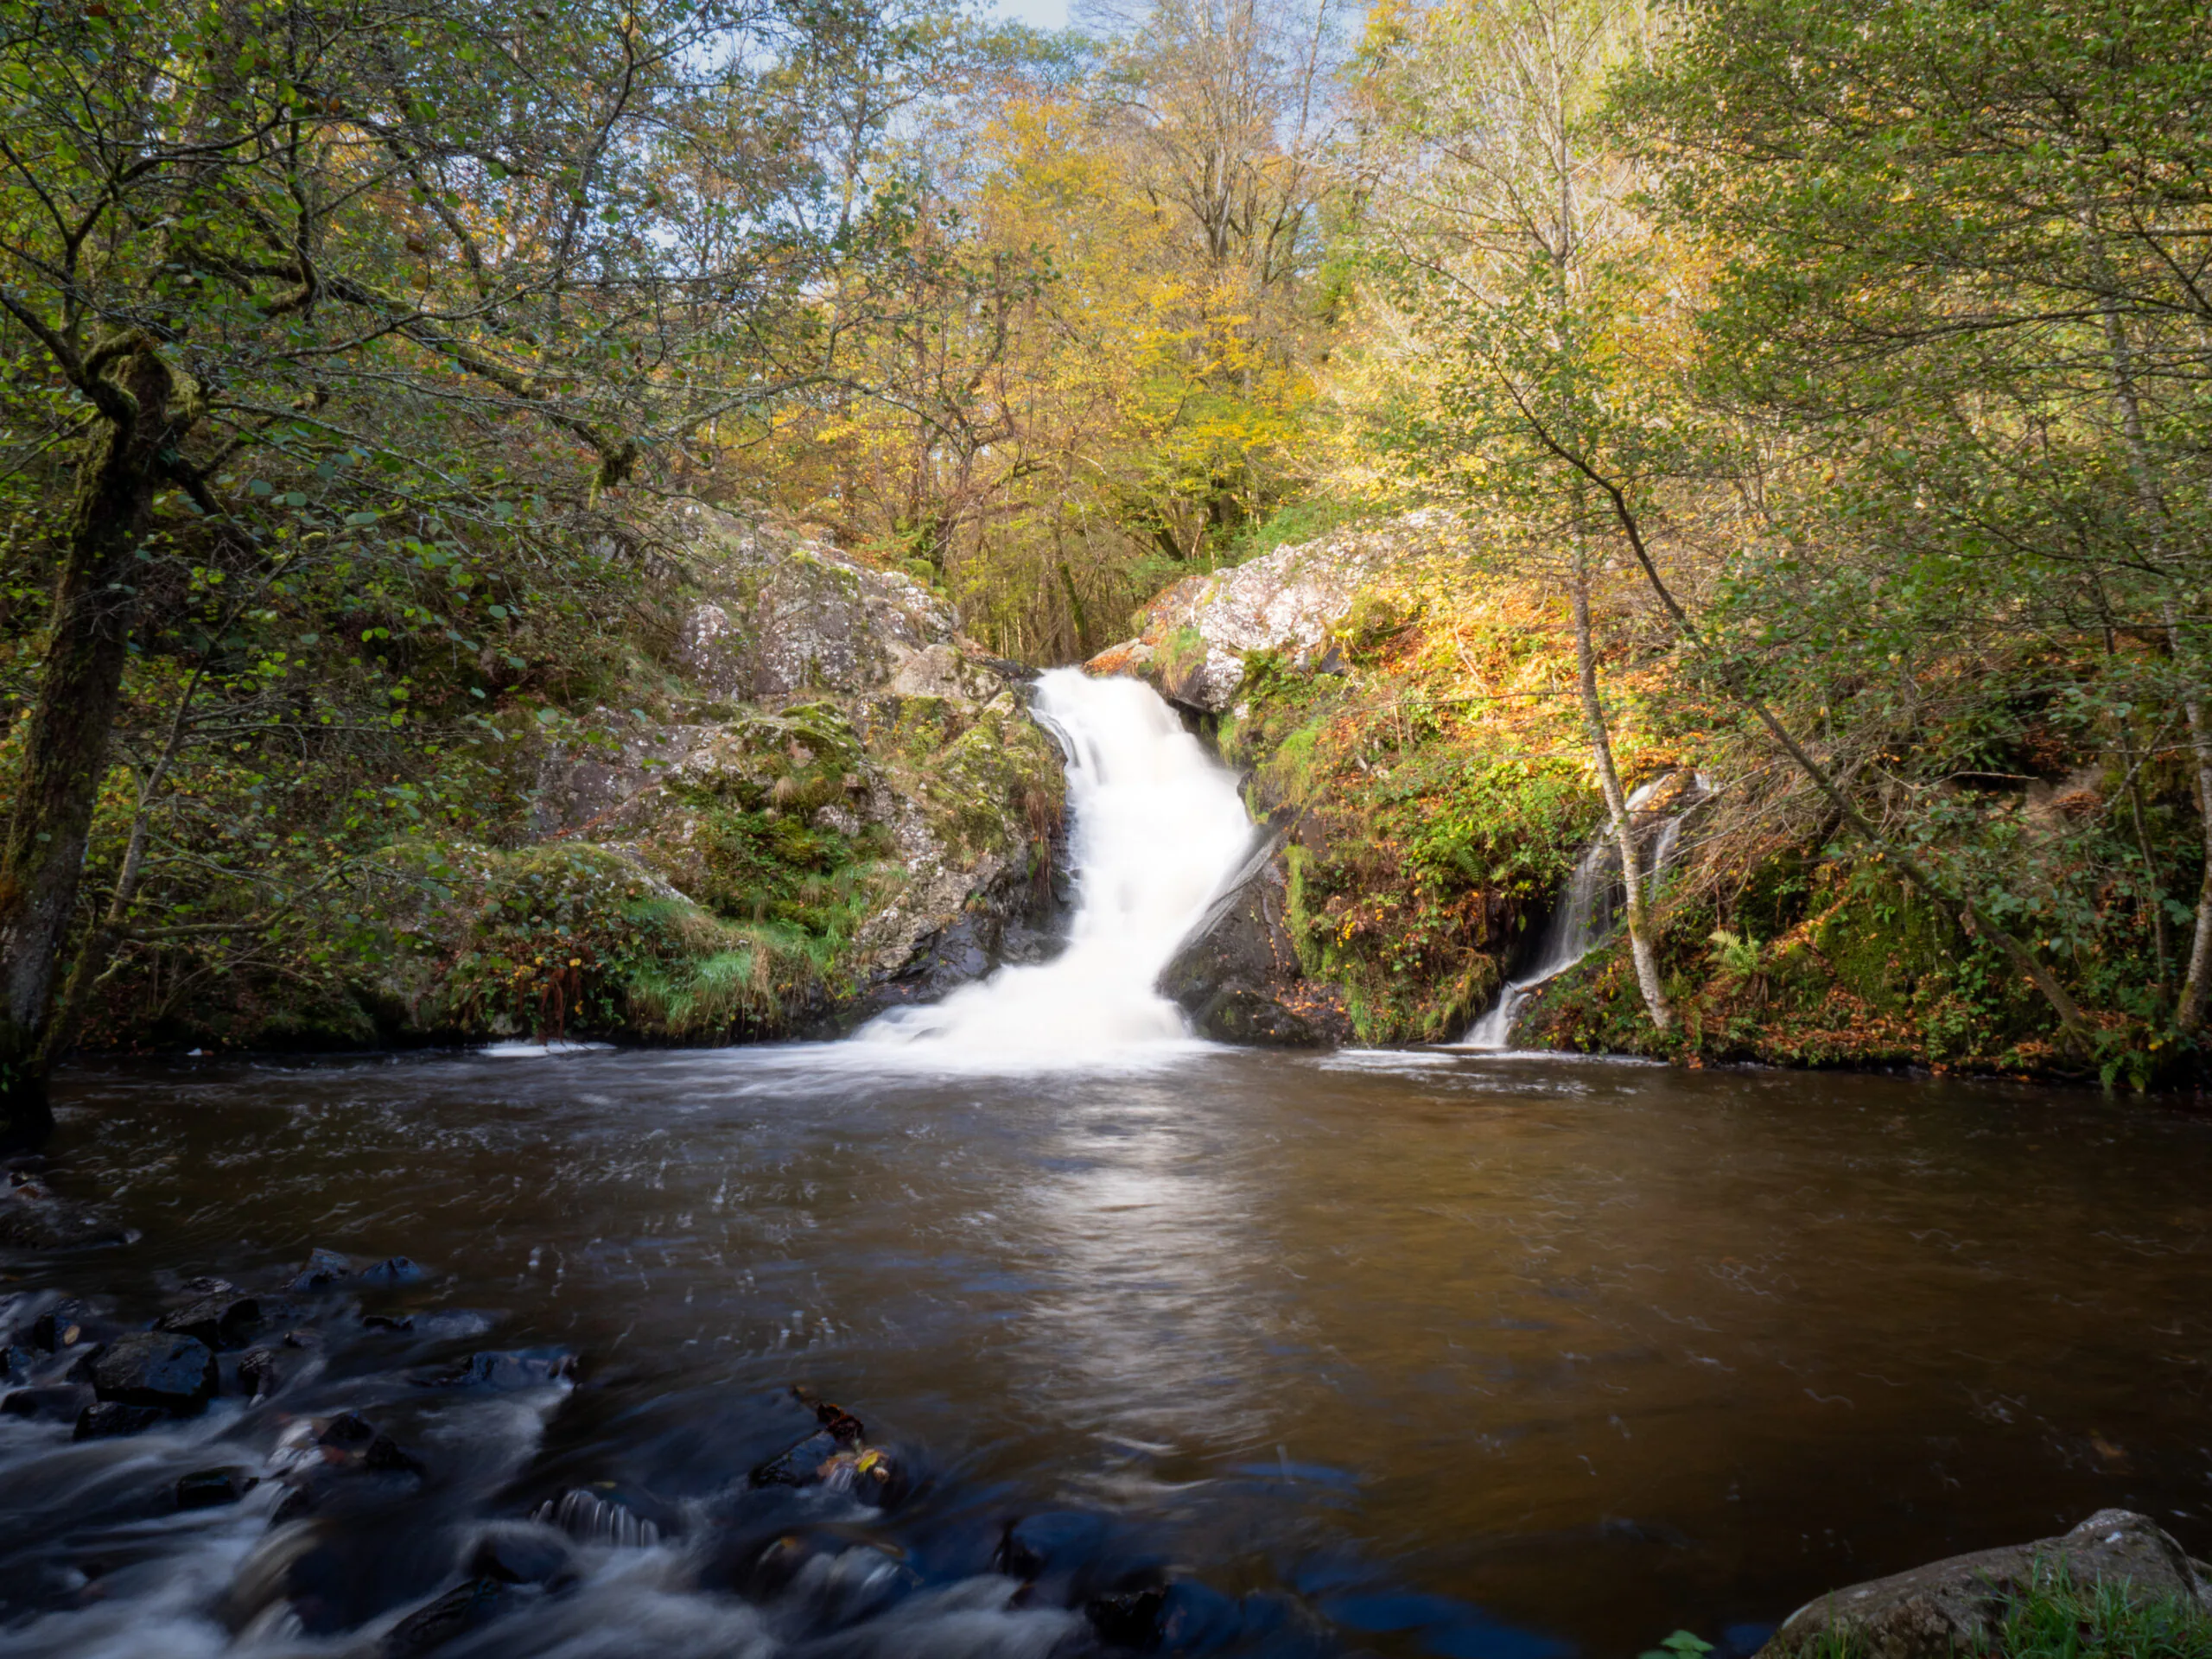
left=1762, top=1510, right=2212, bottom=1659
left=1087, top=510, right=1466, bottom=713
left=1158, top=823, right=1351, bottom=1046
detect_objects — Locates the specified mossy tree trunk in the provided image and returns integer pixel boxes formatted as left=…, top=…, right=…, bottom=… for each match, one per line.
left=0, top=342, right=181, bottom=1147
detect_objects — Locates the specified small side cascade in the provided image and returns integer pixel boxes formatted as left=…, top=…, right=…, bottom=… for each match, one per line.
left=1462, top=772, right=1711, bottom=1051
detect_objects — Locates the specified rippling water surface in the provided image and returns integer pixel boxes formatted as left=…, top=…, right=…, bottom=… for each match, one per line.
left=6, top=1046, right=2210, bottom=1658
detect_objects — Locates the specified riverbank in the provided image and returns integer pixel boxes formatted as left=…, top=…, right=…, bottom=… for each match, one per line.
left=1096, top=512, right=2199, bottom=1086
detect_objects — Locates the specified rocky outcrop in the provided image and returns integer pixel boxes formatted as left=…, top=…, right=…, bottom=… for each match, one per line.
left=1088, top=510, right=1467, bottom=713
left=1157, top=823, right=1352, bottom=1046
left=283, top=508, right=1073, bottom=1049
left=1762, top=1510, right=2212, bottom=1659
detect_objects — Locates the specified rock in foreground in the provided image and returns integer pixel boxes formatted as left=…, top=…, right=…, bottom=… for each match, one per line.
left=1762, top=1510, right=2212, bottom=1659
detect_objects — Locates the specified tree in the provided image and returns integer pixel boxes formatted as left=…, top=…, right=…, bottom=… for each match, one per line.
left=0, top=0, right=880, bottom=1141
left=1351, top=0, right=1679, bottom=1033
left=1612, top=0, right=2212, bottom=1050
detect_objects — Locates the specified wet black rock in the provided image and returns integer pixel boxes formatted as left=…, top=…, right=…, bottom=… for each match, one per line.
left=997, top=1511, right=1112, bottom=1581
left=361, top=1313, right=415, bottom=1332
left=176, top=1467, right=258, bottom=1510
left=1087, top=1585, right=1169, bottom=1649
left=0, top=1343, right=38, bottom=1381
left=290, top=1247, right=353, bottom=1291
left=159, top=1290, right=289, bottom=1350
left=270, top=1484, right=316, bottom=1526
left=380, top=1578, right=508, bottom=1657
left=1156, top=825, right=1352, bottom=1047
left=2, top=1382, right=92, bottom=1421
left=418, top=1350, right=575, bottom=1389
left=750, top=1428, right=844, bottom=1488
left=468, top=1521, right=577, bottom=1586
left=74, top=1400, right=168, bottom=1440
left=359, top=1255, right=427, bottom=1285
left=365, top=1433, right=426, bottom=1477
left=237, top=1347, right=280, bottom=1398
left=31, top=1299, right=97, bottom=1351
left=313, top=1412, right=426, bottom=1478
left=88, top=1332, right=219, bottom=1412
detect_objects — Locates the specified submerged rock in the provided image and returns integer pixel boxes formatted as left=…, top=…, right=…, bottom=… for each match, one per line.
left=290, top=1247, right=353, bottom=1291
left=3, top=1382, right=92, bottom=1421
left=468, top=1521, right=577, bottom=1586
left=380, top=1578, right=508, bottom=1657
left=74, top=1400, right=168, bottom=1440
left=1157, top=825, right=1352, bottom=1047
left=416, top=1349, right=575, bottom=1390
left=177, top=1468, right=258, bottom=1510
left=0, top=1178, right=130, bottom=1249
left=1761, top=1510, right=2212, bottom=1659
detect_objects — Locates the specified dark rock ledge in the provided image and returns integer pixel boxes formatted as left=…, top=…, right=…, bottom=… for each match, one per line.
left=1158, top=817, right=1354, bottom=1047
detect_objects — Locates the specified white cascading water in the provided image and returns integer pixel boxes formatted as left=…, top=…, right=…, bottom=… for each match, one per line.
left=1464, top=775, right=1700, bottom=1051
left=855, top=667, right=1256, bottom=1063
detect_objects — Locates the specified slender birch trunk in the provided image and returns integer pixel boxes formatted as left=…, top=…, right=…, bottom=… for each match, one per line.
left=1569, top=542, right=1673, bottom=1031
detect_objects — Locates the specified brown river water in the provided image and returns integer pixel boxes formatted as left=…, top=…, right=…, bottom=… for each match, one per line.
left=3, top=1043, right=2209, bottom=1659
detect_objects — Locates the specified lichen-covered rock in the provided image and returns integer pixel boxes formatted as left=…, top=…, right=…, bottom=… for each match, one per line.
left=1158, top=825, right=1352, bottom=1046
left=665, top=505, right=957, bottom=701
left=1088, top=511, right=1467, bottom=712
left=1761, top=1510, right=2212, bottom=1659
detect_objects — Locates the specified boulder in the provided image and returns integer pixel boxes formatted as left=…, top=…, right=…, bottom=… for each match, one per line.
left=1158, top=826, right=1352, bottom=1047
left=669, top=507, right=957, bottom=702
left=1086, top=511, right=1465, bottom=713
left=88, top=1332, right=219, bottom=1412
left=1762, top=1510, right=2212, bottom=1659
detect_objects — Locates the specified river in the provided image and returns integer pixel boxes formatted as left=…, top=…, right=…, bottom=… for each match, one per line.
left=4, top=1045, right=2209, bottom=1657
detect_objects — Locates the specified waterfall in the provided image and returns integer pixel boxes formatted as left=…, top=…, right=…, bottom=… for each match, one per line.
left=855, top=667, right=1255, bottom=1063
left=1462, top=774, right=1706, bottom=1051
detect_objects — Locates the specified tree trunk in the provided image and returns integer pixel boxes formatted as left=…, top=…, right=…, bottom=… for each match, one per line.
left=2083, top=220, right=2212, bottom=1028
left=0, top=346, right=174, bottom=1147
left=1569, top=546, right=1673, bottom=1032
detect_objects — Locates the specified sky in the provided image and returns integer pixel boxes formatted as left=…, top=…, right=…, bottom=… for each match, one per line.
left=992, top=0, right=1072, bottom=29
